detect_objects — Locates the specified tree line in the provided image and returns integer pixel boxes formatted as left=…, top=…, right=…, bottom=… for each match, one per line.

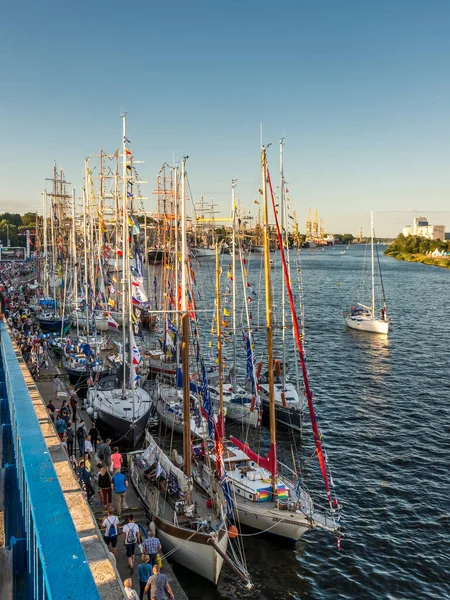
left=385, top=234, right=450, bottom=257
left=0, top=212, right=37, bottom=247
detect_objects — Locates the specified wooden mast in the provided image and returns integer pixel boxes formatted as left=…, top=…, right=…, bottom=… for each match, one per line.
left=261, top=146, right=278, bottom=496
left=215, top=241, right=224, bottom=435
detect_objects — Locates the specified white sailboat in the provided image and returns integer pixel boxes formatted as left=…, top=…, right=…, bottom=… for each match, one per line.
left=343, top=210, right=390, bottom=334
left=86, top=116, right=151, bottom=445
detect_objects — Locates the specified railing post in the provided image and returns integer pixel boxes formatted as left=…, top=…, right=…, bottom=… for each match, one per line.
left=10, top=537, right=29, bottom=600
left=4, top=464, right=25, bottom=544
left=2, top=423, right=13, bottom=465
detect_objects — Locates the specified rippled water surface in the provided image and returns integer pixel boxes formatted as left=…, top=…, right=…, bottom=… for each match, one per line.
left=167, top=245, right=450, bottom=600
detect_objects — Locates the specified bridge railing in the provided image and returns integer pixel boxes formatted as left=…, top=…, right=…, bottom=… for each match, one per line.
left=0, top=321, right=102, bottom=600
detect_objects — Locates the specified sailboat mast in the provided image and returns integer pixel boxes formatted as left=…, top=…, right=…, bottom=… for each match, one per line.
left=371, top=209, right=375, bottom=317
left=121, top=116, right=128, bottom=395
left=280, top=139, right=286, bottom=387
left=174, top=167, right=181, bottom=366
left=82, top=186, right=90, bottom=334
left=72, top=189, right=80, bottom=336
left=262, top=147, right=278, bottom=495
left=43, top=190, right=49, bottom=298
left=231, top=179, right=237, bottom=392
left=181, top=157, right=192, bottom=499
left=215, top=242, right=224, bottom=432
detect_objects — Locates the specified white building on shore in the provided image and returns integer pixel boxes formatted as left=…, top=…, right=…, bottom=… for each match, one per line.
left=402, top=216, right=445, bottom=241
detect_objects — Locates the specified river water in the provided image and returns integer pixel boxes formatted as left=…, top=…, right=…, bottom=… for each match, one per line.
left=168, top=244, right=450, bottom=600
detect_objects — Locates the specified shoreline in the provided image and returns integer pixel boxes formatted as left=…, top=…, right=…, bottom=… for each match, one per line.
left=386, top=252, right=450, bottom=269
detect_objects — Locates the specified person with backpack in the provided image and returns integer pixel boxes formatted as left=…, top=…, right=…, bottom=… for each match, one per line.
left=123, top=513, right=140, bottom=572
left=76, top=420, right=87, bottom=458
left=98, top=438, right=112, bottom=470
left=102, top=505, right=120, bottom=557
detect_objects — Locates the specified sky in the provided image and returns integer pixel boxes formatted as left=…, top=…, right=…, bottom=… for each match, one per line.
left=1, top=0, right=450, bottom=237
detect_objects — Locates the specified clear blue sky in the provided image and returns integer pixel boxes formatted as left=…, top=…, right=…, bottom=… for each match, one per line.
left=1, top=0, right=450, bottom=236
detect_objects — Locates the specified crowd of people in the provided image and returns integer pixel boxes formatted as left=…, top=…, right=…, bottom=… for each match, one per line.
left=0, top=261, right=175, bottom=599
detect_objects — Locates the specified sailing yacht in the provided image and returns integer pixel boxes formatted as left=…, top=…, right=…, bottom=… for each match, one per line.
left=343, top=210, right=390, bottom=334
left=85, top=116, right=151, bottom=445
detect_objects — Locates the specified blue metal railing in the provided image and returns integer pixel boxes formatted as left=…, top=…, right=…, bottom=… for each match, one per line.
left=0, top=322, right=101, bottom=600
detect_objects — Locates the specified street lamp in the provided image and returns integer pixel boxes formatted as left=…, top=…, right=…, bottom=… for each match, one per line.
left=6, top=224, right=10, bottom=247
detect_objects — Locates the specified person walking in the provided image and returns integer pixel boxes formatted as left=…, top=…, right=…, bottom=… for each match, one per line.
left=111, top=469, right=128, bottom=517
left=144, top=565, right=174, bottom=600
left=69, top=388, right=78, bottom=419
left=76, top=420, right=87, bottom=458
left=77, top=460, right=95, bottom=500
left=66, top=423, right=74, bottom=456
left=98, top=438, right=112, bottom=470
left=123, top=513, right=140, bottom=572
left=52, top=375, right=61, bottom=400
left=141, top=531, right=162, bottom=567
left=123, top=579, right=139, bottom=600
left=138, top=555, right=153, bottom=600
left=97, top=464, right=112, bottom=507
left=55, top=415, right=67, bottom=440
left=84, top=435, right=93, bottom=459
left=102, top=505, right=120, bottom=557
left=111, top=447, right=123, bottom=474
left=89, top=422, right=98, bottom=452
left=59, top=401, right=70, bottom=424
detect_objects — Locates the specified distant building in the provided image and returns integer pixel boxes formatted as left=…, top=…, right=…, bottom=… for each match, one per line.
left=402, top=216, right=445, bottom=241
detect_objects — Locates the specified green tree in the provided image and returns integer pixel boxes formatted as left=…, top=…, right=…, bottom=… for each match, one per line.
left=341, top=233, right=354, bottom=245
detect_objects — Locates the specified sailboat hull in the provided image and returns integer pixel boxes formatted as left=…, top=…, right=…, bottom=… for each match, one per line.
left=155, top=517, right=227, bottom=584
left=261, top=402, right=302, bottom=431
left=87, top=385, right=152, bottom=446
left=93, top=407, right=149, bottom=446
left=38, top=317, right=71, bottom=333
left=344, top=315, right=389, bottom=334
left=234, top=500, right=310, bottom=541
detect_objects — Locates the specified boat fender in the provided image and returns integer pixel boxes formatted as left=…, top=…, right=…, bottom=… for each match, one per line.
left=93, top=411, right=98, bottom=420
left=274, top=359, right=281, bottom=376
left=250, top=395, right=256, bottom=412
left=281, top=391, right=287, bottom=408
left=256, top=362, right=263, bottom=379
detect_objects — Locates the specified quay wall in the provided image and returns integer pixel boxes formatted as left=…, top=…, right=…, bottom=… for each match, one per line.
left=0, top=321, right=125, bottom=599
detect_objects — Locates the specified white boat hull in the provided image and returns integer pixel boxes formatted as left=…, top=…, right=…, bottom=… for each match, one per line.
left=155, top=519, right=227, bottom=584
left=87, top=386, right=152, bottom=444
left=344, top=315, right=389, bottom=334
left=235, top=500, right=311, bottom=541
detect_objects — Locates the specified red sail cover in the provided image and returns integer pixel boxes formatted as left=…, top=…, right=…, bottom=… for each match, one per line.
left=229, top=436, right=277, bottom=476
left=267, top=168, right=332, bottom=502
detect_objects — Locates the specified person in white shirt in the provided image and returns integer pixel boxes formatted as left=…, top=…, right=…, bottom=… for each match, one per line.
left=102, top=505, right=120, bottom=557
left=84, top=435, right=93, bottom=459
left=123, top=578, right=139, bottom=600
